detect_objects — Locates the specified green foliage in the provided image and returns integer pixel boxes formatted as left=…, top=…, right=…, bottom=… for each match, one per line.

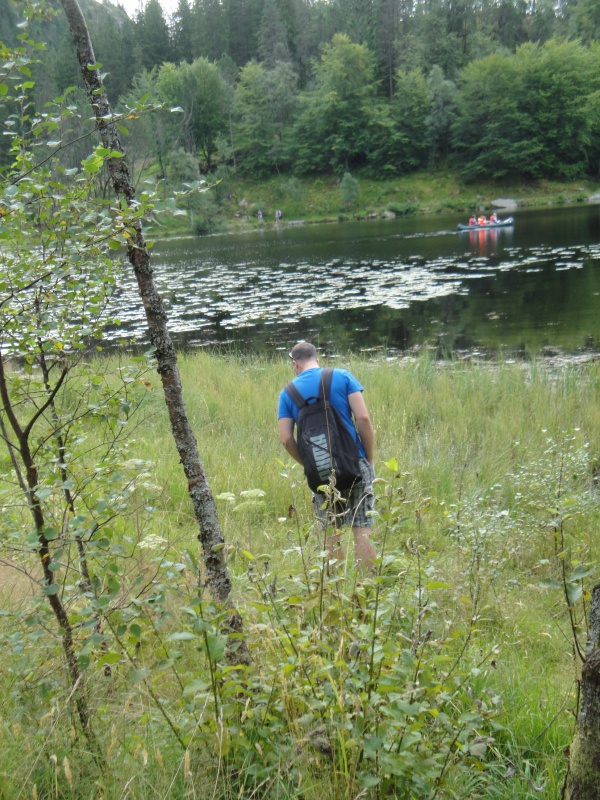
left=453, top=40, right=600, bottom=180
left=157, top=57, right=228, bottom=171
left=292, top=34, right=378, bottom=174
left=189, top=189, right=224, bottom=234
left=232, top=60, right=298, bottom=176
left=339, top=171, right=360, bottom=207
left=4, top=347, right=600, bottom=796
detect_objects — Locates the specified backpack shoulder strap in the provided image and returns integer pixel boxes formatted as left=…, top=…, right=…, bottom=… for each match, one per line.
left=284, top=380, right=305, bottom=409
left=319, top=368, right=334, bottom=401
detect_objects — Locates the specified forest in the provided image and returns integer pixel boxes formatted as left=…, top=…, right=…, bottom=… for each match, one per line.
left=1, top=0, right=600, bottom=193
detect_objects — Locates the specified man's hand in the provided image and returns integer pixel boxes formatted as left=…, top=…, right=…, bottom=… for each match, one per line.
left=278, top=417, right=303, bottom=464
left=348, top=391, right=374, bottom=464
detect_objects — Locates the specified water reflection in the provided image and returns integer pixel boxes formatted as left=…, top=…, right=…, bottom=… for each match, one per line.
left=106, top=205, right=600, bottom=355
left=459, top=225, right=513, bottom=256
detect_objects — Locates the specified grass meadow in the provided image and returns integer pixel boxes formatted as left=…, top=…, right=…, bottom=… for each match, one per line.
left=1, top=352, right=600, bottom=798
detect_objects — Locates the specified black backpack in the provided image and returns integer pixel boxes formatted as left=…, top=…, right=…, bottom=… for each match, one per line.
left=284, top=368, right=362, bottom=493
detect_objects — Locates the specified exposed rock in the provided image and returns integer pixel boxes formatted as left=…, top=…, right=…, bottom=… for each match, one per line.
left=491, top=198, right=518, bottom=210
left=588, top=193, right=600, bottom=203
left=382, top=210, right=396, bottom=219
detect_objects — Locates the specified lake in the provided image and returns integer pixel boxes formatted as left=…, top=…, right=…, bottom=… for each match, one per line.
left=108, top=203, right=600, bottom=357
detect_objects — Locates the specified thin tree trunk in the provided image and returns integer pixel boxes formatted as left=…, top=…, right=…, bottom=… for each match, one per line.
left=0, top=356, right=103, bottom=765
left=566, top=582, right=600, bottom=800
left=59, top=0, right=249, bottom=664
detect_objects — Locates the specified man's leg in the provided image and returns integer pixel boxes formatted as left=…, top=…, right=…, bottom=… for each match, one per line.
left=326, top=528, right=345, bottom=565
left=350, top=460, right=376, bottom=572
left=352, top=526, right=376, bottom=573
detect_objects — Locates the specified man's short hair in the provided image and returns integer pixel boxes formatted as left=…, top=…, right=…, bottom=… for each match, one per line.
left=289, top=342, right=318, bottom=363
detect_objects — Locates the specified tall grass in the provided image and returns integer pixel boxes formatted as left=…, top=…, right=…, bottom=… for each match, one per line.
left=2, top=352, right=600, bottom=797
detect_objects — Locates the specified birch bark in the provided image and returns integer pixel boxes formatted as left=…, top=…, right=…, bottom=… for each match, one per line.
left=59, top=0, right=249, bottom=662
left=567, top=582, right=600, bottom=800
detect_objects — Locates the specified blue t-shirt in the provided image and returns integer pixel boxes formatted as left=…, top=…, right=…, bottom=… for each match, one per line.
left=278, top=367, right=366, bottom=458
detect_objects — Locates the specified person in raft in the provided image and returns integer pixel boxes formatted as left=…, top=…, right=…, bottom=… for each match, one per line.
left=477, top=215, right=487, bottom=225
left=490, top=212, right=499, bottom=223
left=469, top=215, right=477, bottom=226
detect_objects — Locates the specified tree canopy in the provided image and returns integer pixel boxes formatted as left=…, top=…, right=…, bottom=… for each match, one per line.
left=2, top=0, right=600, bottom=181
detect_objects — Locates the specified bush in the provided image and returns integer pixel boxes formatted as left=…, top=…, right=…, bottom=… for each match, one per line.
left=386, top=200, right=419, bottom=216
left=340, top=172, right=360, bottom=207
left=190, top=191, right=224, bottom=235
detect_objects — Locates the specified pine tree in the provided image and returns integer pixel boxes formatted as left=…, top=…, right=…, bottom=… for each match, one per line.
left=136, top=0, right=172, bottom=71
left=171, top=0, right=194, bottom=63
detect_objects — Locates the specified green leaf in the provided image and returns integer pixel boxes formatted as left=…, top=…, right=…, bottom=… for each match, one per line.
left=183, top=679, right=211, bottom=696
left=206, top=633, right=227, bottom=662
left=426, top=581, right=450, bottom=590
left=568, top=564, right=594, bottom=583
left=539, top=579, right=562, bottom=590
left=567, top=583, right=583, bottom=605
left=98, top=652, right=122, bottom=667
left=249, top=601, right=270, bottom=613
left=0, top=84, right=8, bottom=96
left=129, top=668, right=150, bottom=683
left=167, top=631, right=196, bottom=641
left=469, top=742, right=488, bottom=758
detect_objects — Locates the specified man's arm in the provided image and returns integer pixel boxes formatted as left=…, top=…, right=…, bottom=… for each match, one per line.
left=348, top=391, right=374, bottom=465
left=278, top=417, right=302, bottom=464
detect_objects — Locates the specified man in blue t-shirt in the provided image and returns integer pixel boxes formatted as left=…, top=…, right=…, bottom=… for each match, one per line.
left=278, top=341, right=376, bottom=571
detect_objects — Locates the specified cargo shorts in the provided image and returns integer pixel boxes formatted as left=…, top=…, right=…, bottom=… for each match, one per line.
left=312, top=458, right=375, bottom=529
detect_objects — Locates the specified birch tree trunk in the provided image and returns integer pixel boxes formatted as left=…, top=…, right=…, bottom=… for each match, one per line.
left=566, top=582, right=600, bottom=800
left=59, top=0, right=249, bottom=663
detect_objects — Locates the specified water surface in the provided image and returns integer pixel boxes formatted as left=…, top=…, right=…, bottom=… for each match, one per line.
left=108, top=204, right=600, bottom=356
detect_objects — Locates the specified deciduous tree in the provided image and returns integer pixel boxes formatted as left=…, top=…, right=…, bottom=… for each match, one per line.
left=58, top=0, right=249, bottom=661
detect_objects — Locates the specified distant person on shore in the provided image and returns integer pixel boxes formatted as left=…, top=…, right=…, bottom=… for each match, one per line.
left=257, top=209, right=263, bottom=220
left=277, top=342, right=376, bottom=572
left=275, top=209, right=282, bottom=222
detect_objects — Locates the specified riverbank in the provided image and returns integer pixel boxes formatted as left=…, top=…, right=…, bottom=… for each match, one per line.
left=154, top=168, right=600, bottom=237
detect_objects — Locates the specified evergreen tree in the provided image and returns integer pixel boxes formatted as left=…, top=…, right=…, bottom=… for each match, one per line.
left=136, top=0, right=172, bottom=70
left=258, top=0, right=292, bottom=66
left=233, top=60, right=298, bottom=174
left=570, top=0, right=600, bottom=44
left=391, top=68, right=431, bottom=170
left=225, top=0, right=264, bottom=66
left=425, top=65, right=456, bottom=168
left=191, top=0, right=228, bottom=61
left=171, top=0, right=194, bottom=63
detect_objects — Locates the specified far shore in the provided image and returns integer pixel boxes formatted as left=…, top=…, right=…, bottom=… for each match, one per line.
left=150, top=169, right=600, bottom=238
